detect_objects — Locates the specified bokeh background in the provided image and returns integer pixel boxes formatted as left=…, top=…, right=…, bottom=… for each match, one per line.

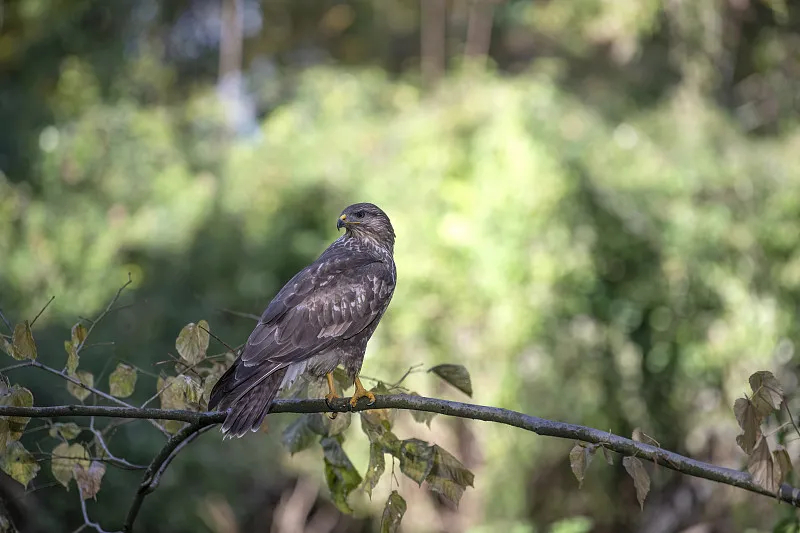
left=1, top=0, right=800, bottom=532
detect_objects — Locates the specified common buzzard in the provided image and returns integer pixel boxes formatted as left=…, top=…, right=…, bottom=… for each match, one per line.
left=209, top=203, right=397, bottom=438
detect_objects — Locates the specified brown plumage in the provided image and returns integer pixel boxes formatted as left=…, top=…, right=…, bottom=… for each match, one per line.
left=208, top=203, right=397, bottom=438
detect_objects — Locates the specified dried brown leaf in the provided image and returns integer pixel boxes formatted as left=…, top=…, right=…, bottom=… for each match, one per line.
left=622, top=456, right=650, bottom=510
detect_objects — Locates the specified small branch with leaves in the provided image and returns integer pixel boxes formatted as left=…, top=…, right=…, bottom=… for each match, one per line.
left=1, top=283, right=799, bottom=532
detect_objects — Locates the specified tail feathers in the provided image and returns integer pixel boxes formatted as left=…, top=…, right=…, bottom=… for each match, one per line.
left=211, top=364, right=288, bottom=439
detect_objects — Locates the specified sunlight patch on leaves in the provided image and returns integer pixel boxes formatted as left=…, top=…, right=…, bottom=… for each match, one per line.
left=51, top=442, right=89, bottom=489
left=428, top=364, right=472, bottom=397
left=176, top=320, right=210, bottom=365
left=320, top=436, right=362, bottom=514
left=67, top=371, right=94, bottom=402
left=622, top=456, right=650, bottom=510
left=10, top=322, right=36, bottom=361
left=380, top=490, right=406, bottom=533
left=1, top=441, right=39, bottom=488
left=109, top=363, right=137, bottom=398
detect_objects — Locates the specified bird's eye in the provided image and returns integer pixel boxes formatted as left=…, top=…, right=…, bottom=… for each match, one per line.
left=355, top=211, right=366, bottom=219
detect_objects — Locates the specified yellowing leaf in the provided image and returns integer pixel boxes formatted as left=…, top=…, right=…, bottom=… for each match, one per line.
left=109, top=363, right=137, bottom=398
left=1, top=337, right=13, bottom=358
left=0, top=385, right=33, bottom=441
left=321, top=437, right=362, bottom=514
left=1, top=441, right=39, bottom=488
left=398, top=438, right=434, bottom=486
left=175, top=320, right=210, bottom=365
left=773, top=446, right=793, bottom=484
left=380, top=491, right=406, bottom=533
left=733, top=397, right=761, bottom=454
left=64, top=341, right=79, bottom=376
left=569, top=443, right=596, bottom=488
left=157, top=376, right=187, bottom=434
left=67, top=371, right=94, bottom=402
left=64, top=323, right=88, bottom=375
left=748, top=436, right=779, bottom=493
left=631, top=428, right=659, bottom=447
left=74, top=461, right=106, bottom=500
left=622, top=456, right=650, bottom=510
left=202, top=362, right=228, bottom=407
left=10, top=322, right=36, bottom=360
left=749, top=371, right=784, bottom=417
left=51, top=442, right=89, bottom=489
left=425, top=445, right=474, bottom=506
left=429, top=364, right=472, bottom=397
left=49, top=422, right=81, bottom=441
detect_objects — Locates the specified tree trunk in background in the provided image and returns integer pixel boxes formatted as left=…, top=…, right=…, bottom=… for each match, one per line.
left=421, top=0, right=446, bottom=86
left=464, top=0, right=495, bottom=61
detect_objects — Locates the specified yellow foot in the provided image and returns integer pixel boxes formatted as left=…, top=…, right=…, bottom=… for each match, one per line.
left=325, top=372, right=339, bottom=419
left=349, top=377, right=377, bottom=408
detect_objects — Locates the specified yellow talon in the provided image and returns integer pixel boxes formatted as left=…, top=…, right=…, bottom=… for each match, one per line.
left=350, top=377, right=376, bottom=408
left=325, top=372, right=339, bottom=420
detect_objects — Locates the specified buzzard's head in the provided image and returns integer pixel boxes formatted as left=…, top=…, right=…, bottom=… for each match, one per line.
left=337, top=203, right=395, bottom=250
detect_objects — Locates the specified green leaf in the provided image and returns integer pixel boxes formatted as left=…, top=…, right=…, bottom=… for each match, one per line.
left=734, top=397, right=761, bottom=454
left=408, top=392, right=436, bottom=427
left=175, top=320, right=210, bottom=365
left=157, top=376, right=188, bottom=434
left=398, top=438, right=435, bottom=486
left=360, top=412, right=401, bottom=455
left=64, top=341, right=79, bottom=376
left=313, top=411, right=352, bottom=437
left=748, top=436, right=779, bottom=493
left=429, top=364, right=472, bottom=397
left=49, top=422, right=82, bottom=441
left=67, top=371, right=94, bottom=402
left=622, top=456, right=650, bottom=510
left=74, top=461, right=106, bottom=500
left=380, top=490, right=406, bottom=533
left=749, top=371, right=784, bottom=417
left=569, top=443, right=597, bottom=488
left=109, top=363, right=137, bottom=398
left=0, top=385, right=33, bottom=441
left=1, top=337, right=12, bottom=358
left=425, top=445, right=474, bottom=506
left=320, top=436, right=362, bottom=514
left=281, top=416, right=317, bottom=455
left=363, top=441, right=385, bottom=499
left=51, top=442, right=89, bottom=489
left=1, top=441, right=39, bottom=489
left=10, top=322, right=36, bottom=361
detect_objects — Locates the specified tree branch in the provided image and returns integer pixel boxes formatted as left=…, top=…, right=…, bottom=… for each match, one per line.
left=1, top=394, right=798, bottom=532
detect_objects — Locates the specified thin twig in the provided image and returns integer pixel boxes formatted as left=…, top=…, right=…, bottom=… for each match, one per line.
left=0, top=307, right=12, bottom=333
left=76, top=274, right=133, bottom=354
left=784, top=401, right=800, bottom=442
left=29, top=295, right=55, bottom=327
left=88, top=423, right=148, bottom=471
left=198, top=324, right=237, bottom=355
left=218, top=308, right=261, bottom=321
left=77, top=484, right=122, bottom=533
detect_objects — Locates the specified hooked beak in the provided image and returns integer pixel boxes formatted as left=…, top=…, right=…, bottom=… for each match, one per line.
left=337, top=214, right=347, bottom=230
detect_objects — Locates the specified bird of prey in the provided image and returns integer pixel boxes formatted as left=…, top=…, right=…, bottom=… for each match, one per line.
left=208, top=202, right=397, bottom=438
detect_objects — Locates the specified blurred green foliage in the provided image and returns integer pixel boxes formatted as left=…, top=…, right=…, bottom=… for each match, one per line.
left=1, top=0, right=800, bottom=532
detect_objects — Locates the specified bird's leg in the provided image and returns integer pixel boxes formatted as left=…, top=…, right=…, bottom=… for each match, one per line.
left=349, top=376, right=376, bottom=408
left=325, top=372, right=339, bottom=420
